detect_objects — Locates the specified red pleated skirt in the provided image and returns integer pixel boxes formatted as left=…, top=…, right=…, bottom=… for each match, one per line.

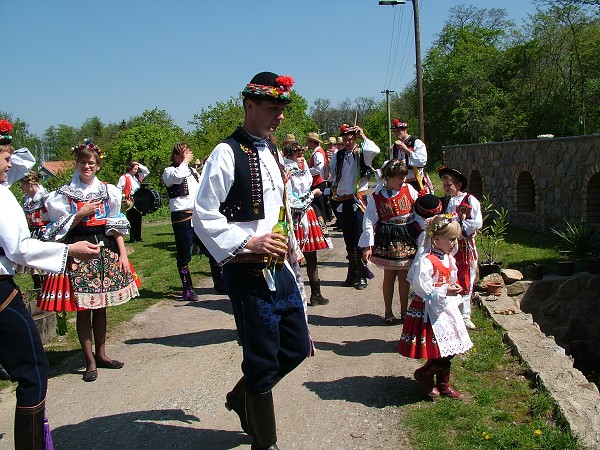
left=397, top=295, right=442, bottom=360
left=295, top=207, right=330, bottom=253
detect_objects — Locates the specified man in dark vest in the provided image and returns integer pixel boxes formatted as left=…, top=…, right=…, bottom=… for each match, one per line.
left=324, top=124, right=380, bottom=289
left=389, top=118, right=428, bottom=191
left=193, top=72, right=311, bottom=450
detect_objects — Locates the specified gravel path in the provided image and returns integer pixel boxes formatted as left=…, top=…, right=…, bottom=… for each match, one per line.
left=0, top=230, right=419, bottom=449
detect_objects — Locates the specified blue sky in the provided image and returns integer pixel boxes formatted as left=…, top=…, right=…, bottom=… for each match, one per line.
left=6, top=0, right=538, bottom=136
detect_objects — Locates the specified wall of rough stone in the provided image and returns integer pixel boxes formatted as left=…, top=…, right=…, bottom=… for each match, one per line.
left=443, top=135, right=600, bottom=231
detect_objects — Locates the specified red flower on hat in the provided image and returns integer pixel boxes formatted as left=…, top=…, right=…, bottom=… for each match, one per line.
left=340, top=124, right=349, bottom=134
left=0, top=119, right=13, bottom=134
left=437, top=164, right=447, bottom=172
left=275, top=75, right=294, bottom=91
left=418, top=188, right=428, bottom=197
left=392, top=118, right=400, bottom=127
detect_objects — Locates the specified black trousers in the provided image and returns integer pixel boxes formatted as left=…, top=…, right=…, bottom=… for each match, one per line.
left=0, top=279, right=48, bottom=408
left=126, top=208, right=143, bottom=241
left=222, top=263, right=310, bottom=394
left=171, top=211, right=201, bottom=268
left=340, top=198, right=365, bottom=255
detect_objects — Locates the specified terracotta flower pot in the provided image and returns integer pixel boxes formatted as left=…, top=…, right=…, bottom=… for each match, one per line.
left=485, top=281, right=503, bottom=296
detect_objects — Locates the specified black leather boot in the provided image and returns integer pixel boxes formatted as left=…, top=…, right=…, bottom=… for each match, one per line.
left=178, top=266, right=199, bottom=301
left=14, top=400, right=45, bottom=450
left=354, top=253, right=368, bottom=290
left=225, top=376, right=249, bottom=434
left=246, top=390, right=278, bottom=450
left=309, top=280, right=329, bottom=306
left=341, top=254, right=357, bottom=287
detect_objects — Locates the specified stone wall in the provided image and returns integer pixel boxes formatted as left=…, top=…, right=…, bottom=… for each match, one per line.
left=443, top=135, right=600, bottom=231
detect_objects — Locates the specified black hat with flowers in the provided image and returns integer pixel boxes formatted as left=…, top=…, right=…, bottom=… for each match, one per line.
left=438, top=165, right=468, bottom=190
left=242, top=72, right=294, bottom=104
left=390, top=118, right=408, bottom=129
left=339, top=124, right=357, bottom=136
left=0, top=119, right=13, bottom=145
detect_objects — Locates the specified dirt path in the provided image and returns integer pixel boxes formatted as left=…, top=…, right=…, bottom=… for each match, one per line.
left=0, top=230, right=419, bottom=449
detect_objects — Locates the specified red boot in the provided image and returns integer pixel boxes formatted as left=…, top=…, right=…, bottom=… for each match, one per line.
left=436, top=365, right=462, bottom=399
left=414, top=361, right=440, bottom=398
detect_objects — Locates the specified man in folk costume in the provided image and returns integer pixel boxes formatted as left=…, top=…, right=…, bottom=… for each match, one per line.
left=193, top=72, right=311, bottom=450
left=0, top=120, right=100, bottom=449
left=390, top=118, right=428, bottom=192
left=162, top=143, right=204, bottom=301
left=306, top=131, right=329, bottom=220
left=324, top=124, right=380, bottom=289
left=117, top=160, right=150, bottom=243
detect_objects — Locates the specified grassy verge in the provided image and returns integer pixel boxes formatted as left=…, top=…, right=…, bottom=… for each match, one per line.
left=402, top=305, right=582, bottom=449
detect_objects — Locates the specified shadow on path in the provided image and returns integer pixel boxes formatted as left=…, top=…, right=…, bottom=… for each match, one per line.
left=304, top=375, right=424, bottom=407
left=314, top=338, right=397, bottom=356
left=124, top=329, right=238, bottom=348
left=308, top=313, right=382, bottom=327
left=51, top=409, right=248, bottom=450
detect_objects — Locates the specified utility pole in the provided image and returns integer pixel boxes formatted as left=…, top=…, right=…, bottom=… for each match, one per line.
left=379, top=0, right=425, bottom=140
left=381, top=89, right=395, bottom=149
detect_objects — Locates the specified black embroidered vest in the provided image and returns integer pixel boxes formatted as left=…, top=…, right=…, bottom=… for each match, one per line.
left=219, top=127, right=279, bottom=222
left=392, top=135, right=417, bottom=169
left=334, top=147, right=372, bottom=186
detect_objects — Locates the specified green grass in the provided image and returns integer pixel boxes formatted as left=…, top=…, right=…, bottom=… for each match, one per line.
left=402, top=308, right=582, bottom=449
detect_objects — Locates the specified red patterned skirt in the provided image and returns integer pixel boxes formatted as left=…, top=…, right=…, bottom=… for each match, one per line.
left=38, top=227, right=140, bottom=311
left=397, top=294, right=442, bottom=359
left=295, top=207, right=331, bottom=253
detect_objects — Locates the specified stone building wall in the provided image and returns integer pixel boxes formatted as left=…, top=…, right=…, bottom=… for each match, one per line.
left=443, top=135, right=600, bottom=231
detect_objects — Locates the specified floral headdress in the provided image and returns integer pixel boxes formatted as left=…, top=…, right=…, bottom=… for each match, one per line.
left=0, top=119, right=13, bottom=144
left=426, top=212, right=458, bottom=236
left=242, top=73, right=294, bottom=103
left=72, top=138, right=104, bottom=162
left=339, top=123, right=358, bottom=136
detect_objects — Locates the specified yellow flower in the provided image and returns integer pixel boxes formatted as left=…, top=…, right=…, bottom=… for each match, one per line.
left=485, top=434, right=491, bottom=440
left=534, top=429, right=542, bottom=436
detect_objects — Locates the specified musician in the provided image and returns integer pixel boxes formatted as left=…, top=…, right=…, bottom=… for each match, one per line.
left=162, top=143, right=203, bottom=301
left=390, top=118, right=428, bottom=191
left=117, top=160, right=149, bottom=243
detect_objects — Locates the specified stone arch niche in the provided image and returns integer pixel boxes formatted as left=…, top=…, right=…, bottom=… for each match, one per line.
left=515, top=171, right=536, bottom=212
left=583, top=164, right=600, bottom=224
left=469, top=170, right=483, bottom=200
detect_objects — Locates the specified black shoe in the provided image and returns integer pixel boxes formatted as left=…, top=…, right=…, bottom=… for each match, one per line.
left=354, top=278, right=368, bottom=290
left=128, top=239, right=138, bottom=244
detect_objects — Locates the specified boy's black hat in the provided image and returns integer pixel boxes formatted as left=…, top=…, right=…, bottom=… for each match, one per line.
left=415, top=193, right=443, bottom=218
left=438, top=166, right=468, bottom=190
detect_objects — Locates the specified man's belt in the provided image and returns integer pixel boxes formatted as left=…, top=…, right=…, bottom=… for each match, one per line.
left=335, top=194, right=355, bottom=202
left=228, top=253, right=269, bottom=264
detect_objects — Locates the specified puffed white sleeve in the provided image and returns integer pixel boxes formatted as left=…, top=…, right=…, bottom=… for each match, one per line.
left=42, top=190, right=76, bottom=242
left=192, top=143, right=252, bottom=266
left=462, top=195, right=483, bottom=236
left=138, top=163, right=150, bottom=180
left=411, top=255, right=448, bottom=317
left=105, top=184, right=130, bottom=236
left=408, top=138, right=427, bottom=168
left=0, top=185, right=68, bottom=274
left=358, top=193, right=378, bottom=248
left=116, top=175, right=126, bottom=191
left=361, top=138, right=381, bottom=167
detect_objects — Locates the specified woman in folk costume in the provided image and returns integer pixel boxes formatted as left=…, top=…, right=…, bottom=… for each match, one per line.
left=0, top=120, right=100, bottom=448
left=398, top=214, right=473, bottom=399
left=38, top=140, right=139, bottom=382
left=283, top=142, right=333, bottom=306
left=117, top=160, right=150, bottom=243
left=360, top=159, right=419, bottom=325
left=17, top=171, right=50, bottom=289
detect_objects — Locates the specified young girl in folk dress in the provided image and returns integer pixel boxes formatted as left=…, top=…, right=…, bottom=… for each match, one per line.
left=360, top=160, right=419, bottom=324
left=38, top=141, right=139, bottom=382
left=398, top=214, right=473, bottom=399
left=18, top=171, right=50, bottom=289
left=283, top=142, right=333, bottom=306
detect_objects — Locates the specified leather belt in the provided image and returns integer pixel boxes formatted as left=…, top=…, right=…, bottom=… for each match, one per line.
left=335, top=194, right=355, bottom=202
left=228, top=253, right=269, bottom=264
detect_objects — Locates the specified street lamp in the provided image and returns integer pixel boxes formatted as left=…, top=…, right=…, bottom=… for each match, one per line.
left=379, top=0, right=424, bottom=141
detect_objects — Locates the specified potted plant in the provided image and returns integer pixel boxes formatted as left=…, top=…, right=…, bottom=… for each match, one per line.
left=478, top=195, right=509, bottom=278
left=551, top=221, right=599, bottom=276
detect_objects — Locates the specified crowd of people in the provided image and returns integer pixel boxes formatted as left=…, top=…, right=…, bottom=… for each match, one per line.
left=0, top=71, right=484, bottom=450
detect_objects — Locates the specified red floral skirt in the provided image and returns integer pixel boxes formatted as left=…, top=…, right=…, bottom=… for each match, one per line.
left=397, top=295, right=442, bottom=360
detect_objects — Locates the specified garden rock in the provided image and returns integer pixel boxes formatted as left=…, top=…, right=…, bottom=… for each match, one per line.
left=506, top=281, right=527, bottom=297
left=501, top=268, right=523, bottom=284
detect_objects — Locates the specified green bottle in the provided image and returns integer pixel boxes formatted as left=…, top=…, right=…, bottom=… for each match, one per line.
left=56, top=311, right=67, bottom=335
left=267, top=206, right=289, bottom=271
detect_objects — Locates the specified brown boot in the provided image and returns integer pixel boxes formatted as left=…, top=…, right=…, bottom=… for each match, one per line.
left=436, top=365, right=462, bottom=399
left=414, top=361, right=440, bottom=398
